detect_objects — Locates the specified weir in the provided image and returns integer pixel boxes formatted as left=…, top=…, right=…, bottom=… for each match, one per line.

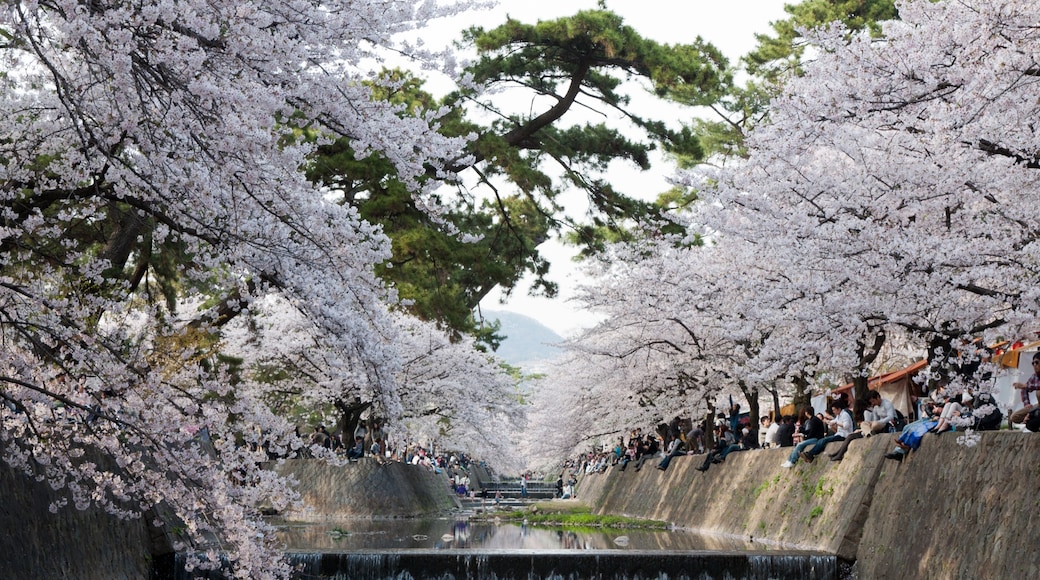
left=154, top=550, right=838, bottom=580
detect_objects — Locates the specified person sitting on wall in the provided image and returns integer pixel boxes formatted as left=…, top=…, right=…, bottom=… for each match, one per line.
left=656, top=431, right=687, bottom=471
left=761, top=415, right=779, bottom=448
left=310, top=425, right=330, bottom=449
left=693, top=423, right=735, bottom=473
left=617, top=438, right=638, bottom=471
left=775, top=415, right=796, bottom=447
left=800, top=398, right=854, bottom=463
left=884, top=394, right=944, bottom=462
left=1010, top=353, right=1040, bottom=427
left=971, top=391, right=1003, bottom=431
left=781, top=406, right=825, bottom=468
left=667, top=415, right=683, bottom=448
left=346, top=435, right=365, bottom=460
left=696, top=424, right=758, bottom=472
left=633, top=434, right=661, bottom=471
left=861, top=390, right=898, bottom=435
left=612, top=437, right=625, bottom=465
left=930, top=391, right=972, bottom=434
left=829, top=390, right=896, bottom=462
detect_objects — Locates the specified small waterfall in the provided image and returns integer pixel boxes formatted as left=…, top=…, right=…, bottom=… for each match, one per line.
left=747, top=554, right=840, bottom=579
left=155, top=550, right=841, bottom=579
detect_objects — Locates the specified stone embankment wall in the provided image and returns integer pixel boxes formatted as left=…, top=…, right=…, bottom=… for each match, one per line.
left=0, top=462, right=167, bottom=579
left=272, top=458, right=458, bottom=520
left=579, top=431, right=1040, bottom=580
left=0, top=457, right=455, bottom=578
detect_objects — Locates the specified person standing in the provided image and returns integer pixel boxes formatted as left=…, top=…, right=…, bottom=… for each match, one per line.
left=353, top=419, right=369, bottom=448
left=685, top=421, right=706, bottom=454
left=728, top=403, right=742, bottom=434
left=369, top=420, right=385, bottom=449
left=565, top=473, right=577, bottom=499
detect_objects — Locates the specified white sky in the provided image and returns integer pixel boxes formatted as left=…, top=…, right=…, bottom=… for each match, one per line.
left=434, top=0, right=794, bottom=337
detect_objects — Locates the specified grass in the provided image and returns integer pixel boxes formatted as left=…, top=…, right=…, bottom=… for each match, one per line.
left=752, top=478, right=773, bottom=498
left=476, top=504, right=670, bottom=530
left=813, top=477, right=835, bottom=499
left=806, top=506, right=824, bottom=524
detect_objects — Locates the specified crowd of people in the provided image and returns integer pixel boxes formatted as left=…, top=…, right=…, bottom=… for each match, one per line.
left=883, top=378, right=1008, bottom=462
left=299, top=354, right=1040, bottom=495
left=303, top=418, right=483, bottom=480
left=570, top=376, right=1021, bottom=480
left=306, top=418, right=389, bottom=461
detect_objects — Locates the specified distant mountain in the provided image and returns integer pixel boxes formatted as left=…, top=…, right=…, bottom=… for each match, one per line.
left=483, top=310, right=564, bottom=368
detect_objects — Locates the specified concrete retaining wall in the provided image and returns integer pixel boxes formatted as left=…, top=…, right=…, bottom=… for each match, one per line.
left=272, top=458, right=459, bottom=521
left=0, top=457, right=457, bottom=578
left=581, top=431, right=1040, bottom=579
left=857, top=432, right=1040, bottom=580
left=0, top=462, right=167, bottom=579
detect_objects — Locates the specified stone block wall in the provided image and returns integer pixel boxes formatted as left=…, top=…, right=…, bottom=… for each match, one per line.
left=9, top=433, right=1039, bottom=579
left=0, top=462, right=165, bottom=579
left=580, top=431, right=1040, bottom=579
left=584, top=436, right=889, bottom=559
left=856, top=432, right=1040, bottom=580
left=0, top=457, right=457, bottom=577
left=272, top=457, right=459, bottom=521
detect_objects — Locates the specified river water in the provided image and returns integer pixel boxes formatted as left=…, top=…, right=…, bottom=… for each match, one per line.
left=275, top=518, right=773, bottom=552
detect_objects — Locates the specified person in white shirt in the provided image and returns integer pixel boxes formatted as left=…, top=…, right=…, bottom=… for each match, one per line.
left=800, top=400, right=854, bottom=463
left=860, top=390, right=898, bottom=436
left=830, top=390, right=896, bottom=462
left=761, top=415, right=780, bottom=448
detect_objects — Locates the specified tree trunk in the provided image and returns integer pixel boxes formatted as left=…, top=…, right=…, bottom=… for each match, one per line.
left=334, top=397, right=372, bottom=443
left=738, top=381, right=760, bottom=429
left=852, top=328, right=887, bottom=419
left=791, top=373, right=812, bottom=411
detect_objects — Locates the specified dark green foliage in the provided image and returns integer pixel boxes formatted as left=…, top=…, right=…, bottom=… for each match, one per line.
left=307, top=10, right=734, bottom=338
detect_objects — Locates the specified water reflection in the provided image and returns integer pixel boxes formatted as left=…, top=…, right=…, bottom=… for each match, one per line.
left=274, top=519, right=774, bottom=553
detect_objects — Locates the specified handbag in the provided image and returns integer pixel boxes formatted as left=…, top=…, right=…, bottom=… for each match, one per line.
left=889, top=409, right=907, bottom=432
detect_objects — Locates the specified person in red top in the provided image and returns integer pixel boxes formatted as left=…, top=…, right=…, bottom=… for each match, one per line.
left=1010, top=352, right=1040, bottom=426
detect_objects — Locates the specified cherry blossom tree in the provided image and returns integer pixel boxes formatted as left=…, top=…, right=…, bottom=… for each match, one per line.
left=220, top=297, right=524, bottom=470
left=394, top=313, right=525, bottom=471
left=528, top=239, right=773, bottom=458
left=532, top=0, right=1040, bottom=458
left=691, top=0, right=1040, bottom=398
left=0, top=0, right=475, bottom=577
